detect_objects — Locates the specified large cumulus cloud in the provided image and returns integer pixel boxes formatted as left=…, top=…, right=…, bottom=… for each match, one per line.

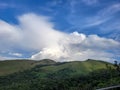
left=0, top=13, right=120, bottom=62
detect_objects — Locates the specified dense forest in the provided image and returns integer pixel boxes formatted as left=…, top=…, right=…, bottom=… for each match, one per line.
left=0, top=60, right=120, bottom=90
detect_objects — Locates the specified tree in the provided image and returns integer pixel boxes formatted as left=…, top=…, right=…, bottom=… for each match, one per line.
left=114, top=61, right=120, bottom=75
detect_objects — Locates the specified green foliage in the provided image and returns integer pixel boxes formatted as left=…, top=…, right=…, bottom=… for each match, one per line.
left=0, top=68, right=120, bottom=90
left=0, top=59, right=119, bottom=90
left=0, top=59, right=56, bottom=76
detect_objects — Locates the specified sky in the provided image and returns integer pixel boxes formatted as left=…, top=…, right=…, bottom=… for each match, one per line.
left=0, top=0, right=120, bottom=62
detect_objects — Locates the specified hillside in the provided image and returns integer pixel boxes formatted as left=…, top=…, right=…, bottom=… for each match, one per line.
left=0, top=59, right=119, bottom=90
left=32, top=59, right=114, bottom=79
left=0, top=59, right=56, bottom=76
left=0, top=59, right=113, bottom=76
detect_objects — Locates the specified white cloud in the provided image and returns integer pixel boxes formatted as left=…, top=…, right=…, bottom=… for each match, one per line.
left=0, top=3, right=8, bottom=7
left=0, top=13, right=120, bottom=62
left=69, top=0, right=78, bottom=14
left=0, top=56, right=7, bottom=60
left=82, top=0, right=99, bottom=5
left=31, top=32, right=120, bottom=62
left=88, top=3, right=120, bottom=19
left=0, top=20, right=21, bottom=50
left=81, top=3, right=120, bottom=28
left=0, top=3, right=15, bottom=9
left=99, top=3, right=120, bottom=17
left=8, top=52, right=22, bottom=57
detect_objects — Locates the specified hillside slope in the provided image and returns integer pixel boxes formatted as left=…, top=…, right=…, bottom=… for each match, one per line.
left=0, top=59, right=113, bottom=77
left=0, top=59, right=119, bottom=90
left=0, top=59, right=56, bottom=76
left=31, top=59, right=113, bottom=79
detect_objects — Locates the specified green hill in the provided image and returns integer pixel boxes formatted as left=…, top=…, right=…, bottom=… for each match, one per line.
left=0, top=59, right=56, bottom=76
left=31, top=59, right=113, bottom=79
left=0, top=59, right=119, bottom=90
left=0, top=59, right=113, bottom=77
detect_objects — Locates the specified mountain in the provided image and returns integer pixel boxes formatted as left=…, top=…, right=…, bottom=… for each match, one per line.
left=0, top=59, right=56, bottom=76
left=0, top=59, right=113, bottom=76
left=0, top=59, right=119, bottom=90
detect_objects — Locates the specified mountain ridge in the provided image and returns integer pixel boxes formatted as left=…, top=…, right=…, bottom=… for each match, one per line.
left=0, top=59, right=113, bottom=76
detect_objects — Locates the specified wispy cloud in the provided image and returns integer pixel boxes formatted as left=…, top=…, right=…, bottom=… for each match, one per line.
left=82, top=0, right=99, bottom=5
left=84, top=3, right=120, bottom=26
left=67, top=1, right=120, bottom=31
left=8, top=52, right=22, bottom=57
left=0, top=2, right=15, bottom=9
left=0, top=3, right=8, bottom=7
left=83, top=17, right=110, bottom=27
left=69, top=0, right=78, bottom=14
left=99, top=3, right=120, bottom=17
left=0, top=13, right=119, bottom=62
left=71, top=2, right=119, bottom=37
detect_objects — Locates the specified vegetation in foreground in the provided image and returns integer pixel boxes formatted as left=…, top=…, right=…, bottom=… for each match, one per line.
left=0, top=59, right=120, bottom=90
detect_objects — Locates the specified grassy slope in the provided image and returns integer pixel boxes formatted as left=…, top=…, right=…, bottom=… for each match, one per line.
left=0, top=59, right=113, bottom=77
left=0, top=59, right=56, bottom=76
left=36, top=60, right=113, bottom=78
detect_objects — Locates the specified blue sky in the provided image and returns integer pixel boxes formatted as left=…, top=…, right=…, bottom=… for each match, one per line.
left=0, top=0, right=120, bottom=62
left=0, top=0, right=120, bottom=37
